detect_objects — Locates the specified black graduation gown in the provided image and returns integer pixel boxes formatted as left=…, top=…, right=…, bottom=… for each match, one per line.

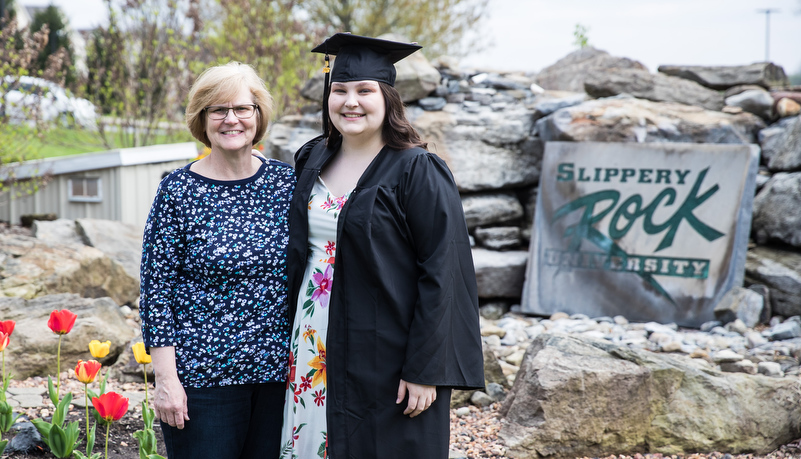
left=287, top=137, right=485, bottom=459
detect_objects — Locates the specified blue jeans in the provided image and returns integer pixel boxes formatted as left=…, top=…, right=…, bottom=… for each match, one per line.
left=160, top=382, right=284, bottom=459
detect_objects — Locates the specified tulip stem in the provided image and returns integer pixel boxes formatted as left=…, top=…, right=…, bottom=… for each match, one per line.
left=84, top=384, right=90, bottom=448
left=56, top=335, right=63, bottom=400
left=142, top=364, right=149, bottom=406
left=104, top=419, right=110, bottom=459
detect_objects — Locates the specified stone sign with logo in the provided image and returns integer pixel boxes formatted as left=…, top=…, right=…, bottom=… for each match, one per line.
left=522, top=142, right=760, bottom=326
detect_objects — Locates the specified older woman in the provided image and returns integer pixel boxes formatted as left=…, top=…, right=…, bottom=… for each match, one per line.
left=139, top=62, right=293, bottom=459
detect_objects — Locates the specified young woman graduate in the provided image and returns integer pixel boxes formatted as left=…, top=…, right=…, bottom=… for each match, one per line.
left=279, top=33, right=485, bottom=459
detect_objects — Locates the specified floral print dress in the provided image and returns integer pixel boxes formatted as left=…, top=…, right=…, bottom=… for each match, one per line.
left=280, top=177, right=350, bottom=459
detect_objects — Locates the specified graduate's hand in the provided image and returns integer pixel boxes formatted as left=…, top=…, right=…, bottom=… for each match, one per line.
left=396, top=379, right=436, bottom=418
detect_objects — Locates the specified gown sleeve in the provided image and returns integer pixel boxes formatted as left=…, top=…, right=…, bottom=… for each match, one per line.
left=398, top=152, right=485, bottom=389
left=139, top=176, right=184, bottom=348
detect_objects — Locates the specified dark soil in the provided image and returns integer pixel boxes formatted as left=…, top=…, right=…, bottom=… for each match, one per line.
left=4, top=411, right=167, bottom=459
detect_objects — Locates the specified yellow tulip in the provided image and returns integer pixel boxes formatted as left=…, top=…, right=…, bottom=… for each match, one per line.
left=88, top=340, right=111, bottom=358
left=132, top=342, right=152, bottom=364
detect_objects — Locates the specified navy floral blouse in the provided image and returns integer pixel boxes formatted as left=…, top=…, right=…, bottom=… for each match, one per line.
left=139, top=157, right=294, bottom=388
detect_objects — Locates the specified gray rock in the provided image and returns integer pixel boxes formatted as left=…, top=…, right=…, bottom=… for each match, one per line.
left=453, top=407, right=471, bottom=417
left=745, top=331, right=768, bottom=349
left=759, top=124, right=791, bottom=166
left=657, top=63, right=789, bottom=90
left=32, top=218, right=84, bottom=247
left=0, top=294, right=137, bottom=379
left=412, top=109, right=543, bottom=192
left=725, top=319, right=749, bottom=336
left=758, top=361, right=784, bottom=377
left=725, top=84, right=769, bottom=99
left=461, top=193, right=524, bottom=230
left=486, top=382, right=507, bottom=401
left=765, top=322, right=801, bottom=341
left=418, top=97, right=447, bottom=111
left=584, top=67, right=724, bottom=111
left=263, top=114, right=321, bottom=164
left=713, top=287, right=764, bottom=328
left=701, top=321, right=723, bottom=332
left=712, top=349, right=744, bottom=363
left=751, top=173, right=801, bottom=248
left=747, top=284, right=772, bottom=324
left=472, top=248, right=528, bottom=299
left=536, top=96, right=763, bottom=144
left=76, top=218, right=144, bottom=283
left=532, top=91, right=588, bottom=119
left=499, top=334, right=801, bottom=457
left=5, top=422, right=46, bottom=454
left=479, top=302, right=507, bottom=320
left=724, top=88, right=774, bottom=119
left=535, top=47, right=647, bottom=92
left=474, top=227, right=521, bottom=250
left=719, top=359, right=757, bottom=374
left=765, top=116, right=801, bottom=171
left=745, top=246, right=801, bottom=318
left=470, top=390, right=495, bottom=408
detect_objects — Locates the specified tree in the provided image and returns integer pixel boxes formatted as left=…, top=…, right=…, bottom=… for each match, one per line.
left=301, top=0, right=489, bottom=58
left=0, top=19, right=64, bottom=200
left=203, top=0, right=324, bottom=115
left=83, top=0, right=202, bottom=148
left=29, top=5, right=76, bottom=86
left=573, top=23, right=590, bottom=49
left=0, top=0, right=16, bottom=26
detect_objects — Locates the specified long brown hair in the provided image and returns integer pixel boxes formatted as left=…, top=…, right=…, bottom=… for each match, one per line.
left=325, top=82, right=427, bottom=151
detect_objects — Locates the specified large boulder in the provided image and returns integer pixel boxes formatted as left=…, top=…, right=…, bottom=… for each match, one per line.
left=536, top=96, right=764, bottom=144
left=0, top=294, right=138, bottom=379
left=758, top=116, right=798, bottom=166
left=584, top=68, right=724, bottom=111
left=751, top=172, right=801, bottom=248
left=32, top=219, right=84, bottom=247
left=745, top=246, right=801, bottom=318
left=412, top=107, right=542, bottom=192
left=0, top=233, right=139, bottom=305
left=535, top=47, right=647, bottom=93
left=499, top=333, right=801, bottom=458
left=657, top=63, right=789, bottom=90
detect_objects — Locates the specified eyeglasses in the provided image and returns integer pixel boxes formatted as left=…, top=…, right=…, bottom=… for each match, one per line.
left=205, top=104, right=259, bottom=120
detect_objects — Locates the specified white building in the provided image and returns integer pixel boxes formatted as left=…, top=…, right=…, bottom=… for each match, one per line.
left=0, top=143, right=198, bottom=226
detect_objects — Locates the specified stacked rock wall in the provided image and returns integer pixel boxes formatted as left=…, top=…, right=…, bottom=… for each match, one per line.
left=266, top=46, right=801, bottom=326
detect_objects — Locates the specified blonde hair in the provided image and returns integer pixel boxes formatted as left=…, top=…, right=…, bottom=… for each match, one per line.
left=185, top=62, right=275, bottom=148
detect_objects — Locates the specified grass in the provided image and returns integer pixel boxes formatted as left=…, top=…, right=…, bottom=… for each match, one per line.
left=23, top=125, right=197, bottom=159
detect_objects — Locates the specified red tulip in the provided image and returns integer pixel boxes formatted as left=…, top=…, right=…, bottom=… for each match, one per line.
left=92, top=391, right=129, bottom=422
left=75, top=359, right=102, bottom=384
left=0, top=332, right=9, bottom=352
left=0, top=320, right=15, bottom=337
left=48, top=309, right=77, bottom=335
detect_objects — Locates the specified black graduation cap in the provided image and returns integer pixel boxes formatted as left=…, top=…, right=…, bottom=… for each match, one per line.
left=311, top=33, right=422, bottom=136
left=311, top=33, right=422, bottom=86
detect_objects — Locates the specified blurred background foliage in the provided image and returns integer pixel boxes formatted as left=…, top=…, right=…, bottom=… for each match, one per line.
left=1, top=0, right=488, bottom=155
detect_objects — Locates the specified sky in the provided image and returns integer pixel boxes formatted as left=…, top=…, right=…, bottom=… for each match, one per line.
left=20, top=0, right=801, bottom=75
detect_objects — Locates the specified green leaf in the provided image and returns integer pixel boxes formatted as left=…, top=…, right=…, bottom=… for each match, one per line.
left=86, top=423, right=96, bottom=456
left=53, top=392, right=74, bottom=428
left=49, top=423, right=68, bottom=457
left=31, top=418, right=53, bottom=445
left=48, top=376, right=58, bottom=406
left=0, top=439, right=8, bottom=456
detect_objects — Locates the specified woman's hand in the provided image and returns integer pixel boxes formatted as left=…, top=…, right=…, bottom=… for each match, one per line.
left=396, top=379, right=436, bottom=418
left=150, top=347, right=190, bottom=429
